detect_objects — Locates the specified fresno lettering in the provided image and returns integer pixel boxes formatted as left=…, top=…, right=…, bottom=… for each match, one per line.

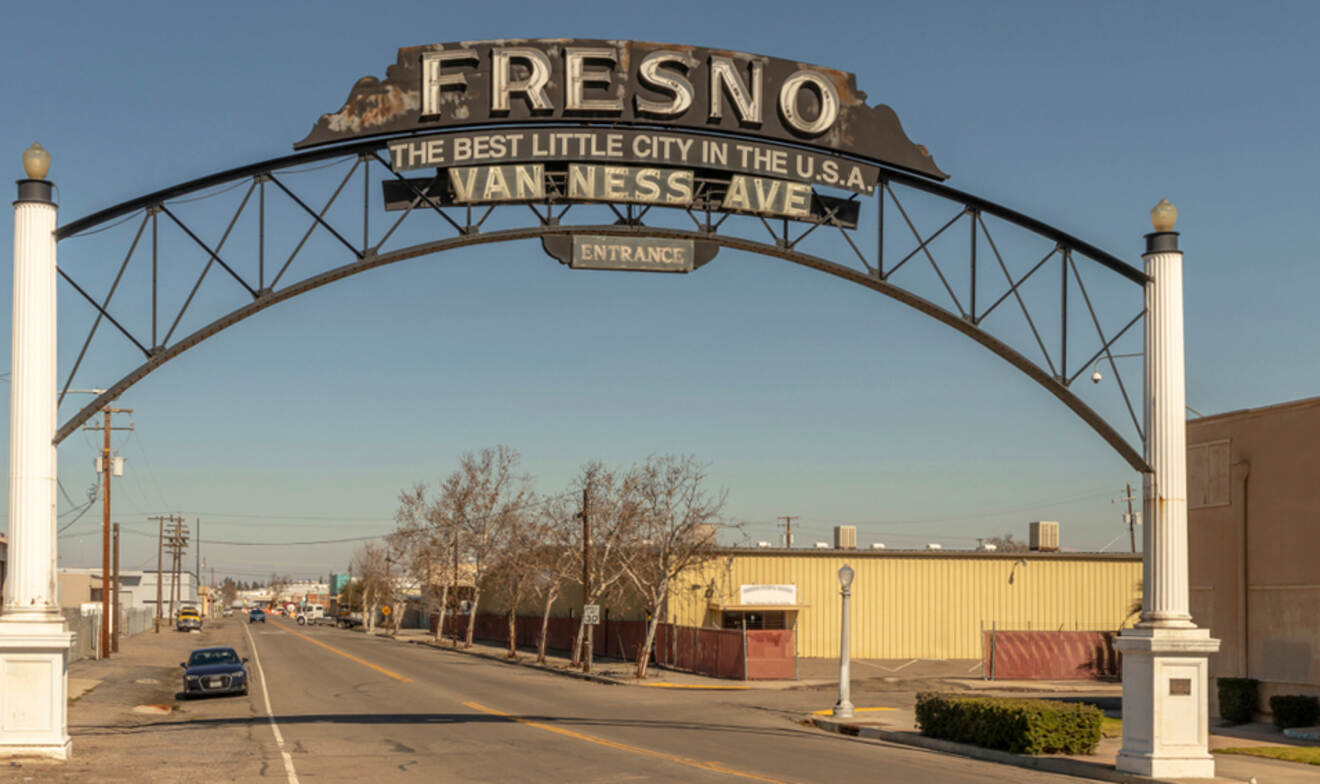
left=422, top=46, right=840, bottom=138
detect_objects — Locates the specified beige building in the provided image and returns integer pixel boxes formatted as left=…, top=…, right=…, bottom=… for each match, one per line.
left=666, top=549, right=1141, bottom=660
left=1188, top=396, right=1320, bottom=707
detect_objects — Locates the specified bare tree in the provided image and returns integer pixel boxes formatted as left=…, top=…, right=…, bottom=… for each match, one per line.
left=220, top=578, right=237, bottom=607
left=393, top=483, right=453, bottom=642
left=488, top=510, right=543, bottom=658
left=350, top=544, right=390, bottom=633
left=622, top=455, right=725, bottom=678
left=569, top=462, right=641, bottom=671
left=453, top=446, right=534, bottom=648
left=983, top=533, right=1030, bottom=552
left=533, top=495, right=582, bottom=664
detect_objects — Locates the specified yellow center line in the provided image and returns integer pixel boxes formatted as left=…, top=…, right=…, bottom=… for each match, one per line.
left=463, top=701, right=794, bottom=784
left=810, top=706, right=897, bottom=716
left=272, top=622, right=413, bottom=683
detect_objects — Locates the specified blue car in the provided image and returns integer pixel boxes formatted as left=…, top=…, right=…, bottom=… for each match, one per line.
left=181, top=647, right=248, bottom=698
left=249, top=608, right=266, bottom=623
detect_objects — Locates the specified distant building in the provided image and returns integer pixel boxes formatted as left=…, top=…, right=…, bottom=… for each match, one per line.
left=57, top=568, right=198, bottom=615
left=1188, top=395, right=1320, bottom=712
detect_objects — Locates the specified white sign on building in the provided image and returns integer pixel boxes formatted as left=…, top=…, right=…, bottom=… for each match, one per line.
left=738, top=584, right=797, bottom=605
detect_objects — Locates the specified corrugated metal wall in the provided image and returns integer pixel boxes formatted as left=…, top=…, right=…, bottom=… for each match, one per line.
left=669, top=552, right=1141, bottom=660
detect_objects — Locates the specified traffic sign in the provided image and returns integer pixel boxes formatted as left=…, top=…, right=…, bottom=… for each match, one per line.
left=381, top=605, right=392, bottom=616
left=582, top=604, right=600, bottom=625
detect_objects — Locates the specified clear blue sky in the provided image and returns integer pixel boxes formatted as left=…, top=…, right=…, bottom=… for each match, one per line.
left=2, top=2, right=1316, bottom=581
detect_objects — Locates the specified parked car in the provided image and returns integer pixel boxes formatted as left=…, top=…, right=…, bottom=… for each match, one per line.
left=222, top=607, right=234, bottom=617
left=181, top=647, right=248, bottom=698
left=248, top=608, right=266, bottom=624
left=176, top=607, right=203, bottom=632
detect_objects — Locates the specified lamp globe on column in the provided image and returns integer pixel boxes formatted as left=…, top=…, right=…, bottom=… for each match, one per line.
left=838, top=564, right=854, bottom=591
left=22, top=142, right=50, bottom=180
left=1150, top=199, right=1177, bottom=232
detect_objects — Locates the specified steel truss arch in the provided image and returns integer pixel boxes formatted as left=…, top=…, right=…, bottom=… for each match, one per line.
left=54, top=138, right=1151, bottom=471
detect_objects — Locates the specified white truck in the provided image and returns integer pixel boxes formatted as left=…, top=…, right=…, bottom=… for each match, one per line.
left=295, top=604, right=332, bottom=626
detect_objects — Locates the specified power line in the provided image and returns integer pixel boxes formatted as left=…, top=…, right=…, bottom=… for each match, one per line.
left=118, top=528, right=384, bottom=547
left=124, top=431, right=171, bottom=510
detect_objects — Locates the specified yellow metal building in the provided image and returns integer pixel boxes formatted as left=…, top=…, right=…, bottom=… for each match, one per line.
left=666, top=549, right=1142, bottom=660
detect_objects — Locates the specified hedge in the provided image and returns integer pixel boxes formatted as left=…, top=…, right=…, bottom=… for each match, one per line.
left=1217, top=677, right=1259, bottom=724
left=915, top=692, right=1102, bottom=755
left=1269, top=695, right=1320, bottom=729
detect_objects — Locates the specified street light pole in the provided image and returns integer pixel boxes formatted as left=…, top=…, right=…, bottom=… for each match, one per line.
left=833, top=564, right=855, bottom=719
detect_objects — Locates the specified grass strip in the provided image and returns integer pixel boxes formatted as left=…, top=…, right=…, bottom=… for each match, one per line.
left=1214, top=746, right=1320, bottom=766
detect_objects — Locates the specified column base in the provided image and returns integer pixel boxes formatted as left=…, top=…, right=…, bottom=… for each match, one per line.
left=1113, top=626, right=1220, bottom=780
left=0, top=620, right=74, bottom=760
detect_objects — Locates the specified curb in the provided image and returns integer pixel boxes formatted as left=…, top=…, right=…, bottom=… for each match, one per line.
left=398, top=637, right=622, bottom=686
left=810, top=716, right=1215, bottom=784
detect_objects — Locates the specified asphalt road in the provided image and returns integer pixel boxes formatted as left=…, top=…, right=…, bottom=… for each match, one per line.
left=225, top=616, right=1090, bottom=784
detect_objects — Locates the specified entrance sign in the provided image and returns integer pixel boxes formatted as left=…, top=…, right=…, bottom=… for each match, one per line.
left=540, top=235, right=718, bottom=273
left=572, top=235, right=694, bottom=272
left=298, top=39, right=945, bottom=181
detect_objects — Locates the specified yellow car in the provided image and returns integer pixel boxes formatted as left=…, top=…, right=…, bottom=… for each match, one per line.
left=176, top=608, right=203, bottom=632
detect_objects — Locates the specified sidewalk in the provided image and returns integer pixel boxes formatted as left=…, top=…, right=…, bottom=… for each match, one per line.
left=11, top=618, right=263, bottom=782
left=383, top=627, right=836, bottom=689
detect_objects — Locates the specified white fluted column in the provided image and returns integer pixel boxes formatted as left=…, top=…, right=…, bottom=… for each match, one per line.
left=6, top=188, right=60, bottom=621
left=0, top=148, right=73, bottom=761
left=1140, top=233, right=1195, bottom=628
left=1115, top=201, right=1219, bottom=779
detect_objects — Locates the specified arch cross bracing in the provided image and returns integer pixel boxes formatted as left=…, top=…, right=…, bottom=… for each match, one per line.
left=54, top=134, right=1150, bottom=471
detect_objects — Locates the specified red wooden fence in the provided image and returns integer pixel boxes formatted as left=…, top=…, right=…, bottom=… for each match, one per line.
left=431, top=612, right=796, bottom=680
left=982, top=630, right=1119, bottom=680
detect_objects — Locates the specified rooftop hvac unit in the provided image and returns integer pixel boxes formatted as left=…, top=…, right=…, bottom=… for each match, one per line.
left=756, top=541, right=773, bottom=549
left=814, top=541, right=830, bottom=549
left=870, top=543, right=886, bottom=550
left=926, top=543, right=942, bottom=551
left=833, top=525, right=857, bottom=550
left=1030, top=521, right=1060, bottom=552
left=978, top=543, right=998, bottom=552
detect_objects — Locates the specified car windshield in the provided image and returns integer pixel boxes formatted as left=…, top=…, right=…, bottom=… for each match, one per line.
left=188, top=649, right=239, bottom=666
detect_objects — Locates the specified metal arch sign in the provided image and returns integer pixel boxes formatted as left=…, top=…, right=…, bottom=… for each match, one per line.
left=295, top=39, right=946, bottom=182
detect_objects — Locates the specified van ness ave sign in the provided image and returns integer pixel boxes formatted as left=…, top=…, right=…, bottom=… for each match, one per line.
left=295, top=39, right=947, bottom=181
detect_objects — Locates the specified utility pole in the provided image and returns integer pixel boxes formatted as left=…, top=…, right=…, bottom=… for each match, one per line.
left=111, top=523, right=120, bottom=653
left=151, top=515, right=165, bottom=632
left=451, top=528, right=460, bottom=647
left=581, top=482, right=592, bottom=673
left=195, top=518, right=201, bottom=607
left=85, top=405, right=132, bottom=659
left=163, top=516, right=189, bottom=621
left=1116, top=485, right=1141, bottom=553
left=779, top=516, right=799, bottom=549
